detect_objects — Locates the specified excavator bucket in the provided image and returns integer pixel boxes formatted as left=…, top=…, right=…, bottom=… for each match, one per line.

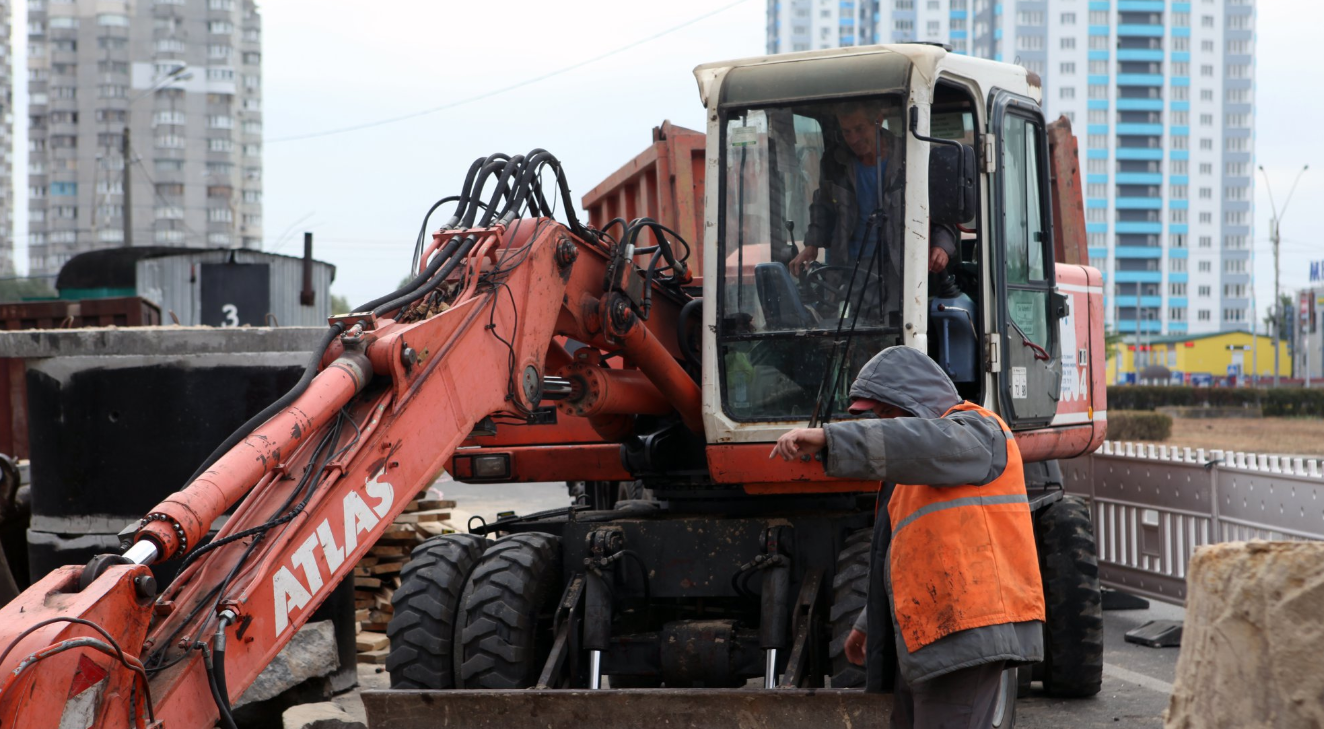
left=362, top=689, right=891, bottom=729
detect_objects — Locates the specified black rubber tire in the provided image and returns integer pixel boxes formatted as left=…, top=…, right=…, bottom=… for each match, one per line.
left=1036, top=494, right=1104, bottom=698
left=456, top=532, right=563, bottom=689
left=828, top=528, right=872, bottom=688
left=385, top=533, right=488, bottom=689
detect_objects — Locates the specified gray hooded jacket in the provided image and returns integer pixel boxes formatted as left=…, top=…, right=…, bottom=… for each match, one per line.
left=822, top=346, right=1043, bottom=688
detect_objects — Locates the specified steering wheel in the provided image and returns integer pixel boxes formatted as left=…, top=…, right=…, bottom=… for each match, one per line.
left=801, top=265, right=887, bottom=309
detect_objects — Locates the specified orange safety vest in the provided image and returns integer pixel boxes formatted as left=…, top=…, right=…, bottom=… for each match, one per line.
left=885, top=401, right=1045, bottom=653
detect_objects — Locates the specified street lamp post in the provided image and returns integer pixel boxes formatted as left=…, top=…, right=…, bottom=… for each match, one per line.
left=1259, top=164, right=1309, bottom=388
left=121, top=66, right=192, bottom=248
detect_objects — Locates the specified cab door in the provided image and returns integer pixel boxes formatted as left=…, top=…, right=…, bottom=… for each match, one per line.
left=989, top=90, right=1063, bottom=428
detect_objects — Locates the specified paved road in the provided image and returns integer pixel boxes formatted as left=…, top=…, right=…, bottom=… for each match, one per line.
left=434, top=479, right=1184, bottom=727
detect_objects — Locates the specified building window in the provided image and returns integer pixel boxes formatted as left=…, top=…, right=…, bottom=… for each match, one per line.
left=1170, top=308, right=1186, bottom=321
left=1087, top=183, right=1107, bottom=198
left=1198, top=236, right=1212, bottom=248
left=1089, top=35, right=1109, bottom=50
left=1198, top=261, right=1212, bottom=273
left=1170, top=185, right=1188, bottom=199
left=1170, top=258, right=1187, bottom=273
left=1170, top=282, right=1187, bottom=296
left=1089, top=10, right=1108, bottom=24
left=1016, top=35, right=1044, bottom=51
left=1198, top=285, right=1211, bottom=297
left=1060, top=86, right=1076, bottom=99
left=1198, top=310, right=1211, bottom=321
left=1198, top=212, right=1212, bottom=224
left=1089, top=84, right=1107, bottom=99
left=1061, top=37, right=1076, bottom=50
left=1172, top=136, right=1188, bottom=150
left=1171, top=160, right=1188, bottom=174
left=1171, top=233, right=1187, bottom=248
left=1088, top=158, right=1107, bottom=174
left=1061, top=12, right=1076, bottom=24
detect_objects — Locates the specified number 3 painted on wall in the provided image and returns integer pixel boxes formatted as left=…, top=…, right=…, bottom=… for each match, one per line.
left=221, top=304, right=239, bottom=327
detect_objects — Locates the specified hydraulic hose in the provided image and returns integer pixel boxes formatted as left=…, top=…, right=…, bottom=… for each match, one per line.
left=370, top=233, right=483, bottom=318
left=185, top=324, right=343, bottom=485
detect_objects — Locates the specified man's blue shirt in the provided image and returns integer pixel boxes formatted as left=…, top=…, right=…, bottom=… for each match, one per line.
left=849, top=156, right=887, bottom=261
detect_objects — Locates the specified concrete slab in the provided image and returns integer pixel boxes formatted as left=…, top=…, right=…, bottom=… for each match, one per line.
left=0, top=325, right=328, bottom=359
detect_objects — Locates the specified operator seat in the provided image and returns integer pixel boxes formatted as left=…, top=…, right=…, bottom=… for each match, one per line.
left=754, top=262, right=813, bottom=330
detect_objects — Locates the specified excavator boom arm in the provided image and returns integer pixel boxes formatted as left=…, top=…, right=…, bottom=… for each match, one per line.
left=0, top=211, right=697, bottom=728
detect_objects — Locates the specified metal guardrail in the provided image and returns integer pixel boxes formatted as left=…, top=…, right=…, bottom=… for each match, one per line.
left=1061, top=441, right=1324, bottom=605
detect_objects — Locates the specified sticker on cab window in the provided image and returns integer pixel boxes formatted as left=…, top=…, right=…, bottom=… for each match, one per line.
left=729, top=126, right=759, bottom=148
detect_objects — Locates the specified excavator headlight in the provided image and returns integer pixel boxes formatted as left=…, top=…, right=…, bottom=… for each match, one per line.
left=453, top=453, right=512, bottom=481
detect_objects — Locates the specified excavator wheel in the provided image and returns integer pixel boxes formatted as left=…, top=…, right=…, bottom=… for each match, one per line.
left=456, top=532, right=563, bottom=689
left=828, top=527, right=872, bottom=688
left=386, top=533, right=489, bottom=689
left=1035, top=494, right=1104, bottom=698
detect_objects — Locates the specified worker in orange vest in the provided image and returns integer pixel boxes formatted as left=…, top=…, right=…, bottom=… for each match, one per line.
left=772, top=346, right=1045, bottom=728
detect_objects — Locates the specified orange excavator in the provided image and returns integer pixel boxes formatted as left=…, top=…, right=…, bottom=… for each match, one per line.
left=0, top=45, right=1106, bottom=729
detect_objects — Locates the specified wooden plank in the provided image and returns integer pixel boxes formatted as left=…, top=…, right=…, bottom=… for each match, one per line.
left=416, top=499, right=456, bottom=511
left=355, top=577, right=383, bottom=589
left=357, top=648, right=389, bottom=665
left=369, top=561, right=404, bottom=575
left=356, top=632, right=390, bottom=653
left=370, top=545, right=408, bottom=558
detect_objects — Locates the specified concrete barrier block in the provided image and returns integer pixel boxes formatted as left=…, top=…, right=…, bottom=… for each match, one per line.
left=1164, top=541, right=1324, bottom=729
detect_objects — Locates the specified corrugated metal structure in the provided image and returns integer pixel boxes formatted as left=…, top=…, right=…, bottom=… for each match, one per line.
left=134, top=248, right=335, bottom=327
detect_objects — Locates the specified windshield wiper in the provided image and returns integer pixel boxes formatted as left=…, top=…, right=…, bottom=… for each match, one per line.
left=808, top=120, right=892, bottom=429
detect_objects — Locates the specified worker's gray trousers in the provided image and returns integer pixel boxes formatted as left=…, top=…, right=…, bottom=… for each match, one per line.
left=891, top=659, right=1007, bottom=729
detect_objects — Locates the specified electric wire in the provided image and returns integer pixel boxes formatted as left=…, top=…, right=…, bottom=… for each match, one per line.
left=265, top=0, right=753, bottom=144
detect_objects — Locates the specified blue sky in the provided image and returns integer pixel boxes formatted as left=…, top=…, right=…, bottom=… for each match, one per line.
left=8, top=0, right=1321, bottom=315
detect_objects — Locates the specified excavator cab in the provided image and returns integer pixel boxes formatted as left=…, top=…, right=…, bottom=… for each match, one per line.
left=697, top=47, right=1104, bottom=461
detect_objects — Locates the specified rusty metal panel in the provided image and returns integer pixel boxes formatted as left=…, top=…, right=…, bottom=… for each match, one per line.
left=1046, top=115, right=1087, bottom=267
left=363, top=689, right=890, bottom=729
left=583, top=121, right=708, bottom=276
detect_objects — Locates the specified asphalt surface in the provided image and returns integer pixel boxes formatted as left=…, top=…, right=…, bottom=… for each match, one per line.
left=432, top=479, right=1184, bottom=727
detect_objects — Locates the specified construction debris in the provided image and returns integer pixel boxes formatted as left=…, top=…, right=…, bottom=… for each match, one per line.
left=238, top=620, right=340, bottom=707
left=1164, top=541, right=1324, bottom=729
left=282, top=701, right=367, bottom=729
left=350, top=492, right=460, bottom=664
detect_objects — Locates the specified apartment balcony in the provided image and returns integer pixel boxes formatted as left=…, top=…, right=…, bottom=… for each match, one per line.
left=1114, top=246, right=1163, bottom=258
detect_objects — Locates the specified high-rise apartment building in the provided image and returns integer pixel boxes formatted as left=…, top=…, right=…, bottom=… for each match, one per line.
left=26, top=0, right=262, bottom=277
left=767, top=0, right=1256, bottom=337
left=1, top=0, right=13, bottom=276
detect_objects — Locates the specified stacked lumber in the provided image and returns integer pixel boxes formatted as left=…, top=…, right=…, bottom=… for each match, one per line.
left=353, top=493, right=457, bottom=665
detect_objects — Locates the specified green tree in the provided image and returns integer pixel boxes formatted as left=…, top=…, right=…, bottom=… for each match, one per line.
left=1103, top=327, right=1125, bottom=361
left=0, top=277, right=58, bottom=303
left=330, top=292, right=351, bottom=315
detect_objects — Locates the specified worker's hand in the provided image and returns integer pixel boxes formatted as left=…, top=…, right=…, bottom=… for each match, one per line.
left=845, top=628, right=867, bottom=666
left=769, top=427, right=826, bottom=461
left=928, top=246, right=949, bottom=273
left=789, top=246, right=821, bottom=277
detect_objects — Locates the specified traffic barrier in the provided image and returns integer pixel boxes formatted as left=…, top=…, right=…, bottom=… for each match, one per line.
left=1062, top=441, right=1324, bottom=605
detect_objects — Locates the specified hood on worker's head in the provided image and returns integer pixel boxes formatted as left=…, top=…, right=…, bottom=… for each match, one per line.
left=848, top=346, right=961, bottom=419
